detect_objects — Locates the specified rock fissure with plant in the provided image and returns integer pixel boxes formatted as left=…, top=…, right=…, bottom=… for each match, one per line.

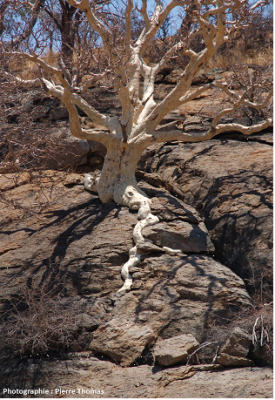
left=84, top=173, right=183, bottom=293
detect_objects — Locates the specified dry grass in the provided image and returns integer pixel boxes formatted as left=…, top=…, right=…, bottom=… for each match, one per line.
left=205, top=46, right=273, bottom=72
left=7, top=49, right=60, bottom=81
left=244, top=47, right=273, bottom=66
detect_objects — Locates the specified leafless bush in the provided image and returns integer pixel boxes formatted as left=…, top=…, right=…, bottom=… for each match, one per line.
left=1, top=127, right=66, bottom=174
left=0, top=280, right=82, bottom=357
left=198, top=256, right=273, bottom=366
left=0, top=74, right=87, bottom=175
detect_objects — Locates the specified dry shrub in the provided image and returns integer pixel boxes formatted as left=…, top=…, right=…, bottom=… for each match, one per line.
left=199, top=256, right=273, bottom=366
left=0, top=79, right=78, bottom=175
left=1, top=126, right=64, bottom=174
left=5, top=49, right=60, bottom=81
left=205, top=51, right=236, bottom=71
left=0, top=280, right=81, bottom=358
left=249, top=47, right=273, bottom=66
left=7, top=56, right=39, bottom=81
left=0, top=83, right=76, bottom=220
left=0, top=122, right=82, bottom=175
left=41, top=49, right=59, bottom=68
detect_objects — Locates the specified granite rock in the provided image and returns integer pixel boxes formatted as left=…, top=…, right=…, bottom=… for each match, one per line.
left=154, top=334, right=199, bottom=366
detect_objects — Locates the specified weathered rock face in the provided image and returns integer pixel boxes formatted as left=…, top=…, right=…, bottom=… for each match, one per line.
left=142, top=220, right=214, bottom=253
left=219, top=327, right=252, bottom=357
left=0, top=68, right=273, bottom=394
left=0, top=171, right=252, bottom=368
left=0, top=131, right=272, bottom=388
left=87, top=252, right=251, bottom=366
left=138, top=134, right=273, bottom=299
left=1, top=353, right=272, bottom=398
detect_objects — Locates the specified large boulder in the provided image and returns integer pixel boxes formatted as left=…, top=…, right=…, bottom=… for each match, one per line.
left=138, top=133, right=273, bottom=300
left=90, top=319, right=156, bottom=367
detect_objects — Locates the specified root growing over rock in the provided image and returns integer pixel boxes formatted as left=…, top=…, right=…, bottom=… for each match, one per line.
left=84, top=173, right=182, bottom=294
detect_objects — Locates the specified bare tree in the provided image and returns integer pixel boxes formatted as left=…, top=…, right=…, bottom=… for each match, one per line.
left=2, top=0, right=273, bottom=292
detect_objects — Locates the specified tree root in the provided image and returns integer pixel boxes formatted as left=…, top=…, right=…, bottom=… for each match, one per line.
left=84, top=172, right=182, bottom=294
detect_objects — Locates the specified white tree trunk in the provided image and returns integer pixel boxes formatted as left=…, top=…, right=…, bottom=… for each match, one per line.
left=95, top=141, right=147, bottom=206
left=83, top=138, right=183, bottom=293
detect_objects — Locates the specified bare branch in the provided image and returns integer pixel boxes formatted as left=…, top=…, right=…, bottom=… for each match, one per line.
left=124, top=0, right=133, bottom=50
left=135, top=0, right=181, bottom=56
left=137, top=0, right=150, bottom=30
left=66, top=0, right=113, bottom=51
left=43, top=6, right=63, bottom=32
left=213, top=118, right=273, bottom=136
left=70, top=92, right=109, bottom=128
left=143, top=117, right=272, bottom=146
left=80, top=70, right=111, bottom=92
left=178, top=83, right=213, bottom=105
left=3, top=71, right=41, bottom=87
left=4, top=0, right=46, bottom=49
left=0, top=0, right=9, bottom=35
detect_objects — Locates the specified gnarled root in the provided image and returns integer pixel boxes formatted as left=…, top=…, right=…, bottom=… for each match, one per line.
left=84, top=173, right=182, bottom=294
left=84, top=171, right=101, bottom=193
left=117, top=206, right=160, bottom=293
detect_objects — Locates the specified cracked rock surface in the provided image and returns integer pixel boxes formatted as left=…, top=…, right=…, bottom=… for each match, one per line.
left=1, top=172, right=251, bottom=368
left=1, top=354, right=272, bottom=398
left=153, top=334, right=200, bottom=366
left=138, top=133, right=273, bottom=293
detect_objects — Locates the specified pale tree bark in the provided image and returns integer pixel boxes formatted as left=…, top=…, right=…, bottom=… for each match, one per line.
left=3, top=0, right=272, bottom=292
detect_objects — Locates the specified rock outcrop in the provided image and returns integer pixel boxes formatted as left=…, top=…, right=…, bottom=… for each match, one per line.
left=138, top=133, right=273, bottom=299
left=0, top=171, right=253, bottom=370
left=1, top=354, right=272, bottom=398
left=217, top=327, right=254, bottom=367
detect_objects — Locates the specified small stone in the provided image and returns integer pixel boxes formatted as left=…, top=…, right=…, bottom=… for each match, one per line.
left=154, top=334, right=200, bottom=366
left=217, top=327, right=254, bottom=367
left=219, top=327, right=252, bottom=357
left=217, top=353, right=254, bottom=367
left=90, top=318, right=155, bottom=367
